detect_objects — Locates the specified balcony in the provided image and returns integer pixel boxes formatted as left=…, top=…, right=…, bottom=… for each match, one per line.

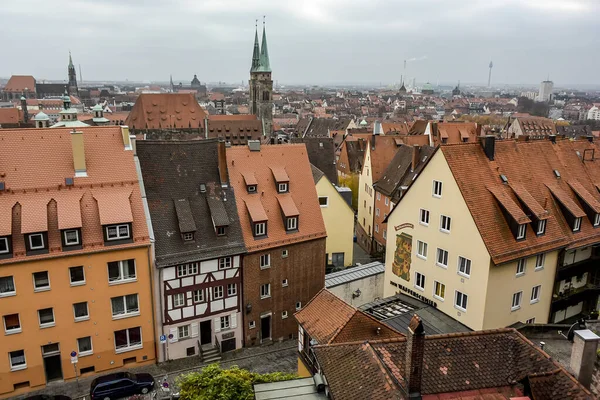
left=556, top=254, right=600, bottom=281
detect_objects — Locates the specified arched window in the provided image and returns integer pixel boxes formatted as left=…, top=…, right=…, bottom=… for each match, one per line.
left=262, top=91, right=270, bottom=101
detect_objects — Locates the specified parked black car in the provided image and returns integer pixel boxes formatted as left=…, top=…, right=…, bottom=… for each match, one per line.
left=23, top=396, right=72, bottom=400
left=90, top=372, right=155, bottom=400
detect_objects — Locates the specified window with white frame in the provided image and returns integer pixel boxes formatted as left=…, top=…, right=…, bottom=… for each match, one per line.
left=38, top=308, right=55, bottom=327
left=517, top=224, right=526, bottom=239
left=376, top=208, right=380, bottom=217
left=193, top=289, right=204, bottom=303
left=573, top=217, right=582, bottom=232
left=216, top=226, right=226, bottom=236
left=249, top=321, right=256, bottom=329
left=28, top=233, right=45, bottom=250
left=282, top=249, right=289, bottom=258
left=282, top=311, right=288, bottom=319
left=33, top=271, right=50, bottom=291
left=537, top=220, right=547, bottom=235
left=0, top=237, right=9, bottom=254
left=457, top=256, right=471, bottom=277
left=454, top=291, right=468, bottom=311
left=3, top=313, right=21, bottom=334
left=286, top=217, right=298, bottom=231
left=260, top=254, right=271, bottom=269
left=0, top=276, right=16, bottom=296
left=111, top=294, right=139, bottom=317
left=511, top=291, right=522, bottom=311
left=178, top=325, right=190, bottom=339
left=433, top=180, right=443, bottom=197
left=383, top=230, right=387, bottom=239
left=296, top=302, right=302, bottom=310
left=73, top=302, right=89, bottom=321
left=376, top=192, right=381, bottom=201
left=77, top=336, right=93, bottom=356
left=415, top=272, right=425, bottom=290
left=433, top=281, right=445, bottom=300
left=106, top=224, right=130, bottom=241
left=177, top=263, right=198, bottom=277
left=375, top=224, right=379, bottom=233
left=436, top=248, right=449, bottom=268
left=526, top=317, right=536, bottom=324
left=63, top=229, right=80, bottom=246
left=531, top=285, right=541, bottom=303
left=416, top=240, right=428, bottom=259
left=227, top=283, right=237, bottom=296
left=114, top=327, right=142, bottom=352
left=220, top=315, right=231, bottom=330
left=516, top=259, right=526, bottom=276
left=69, top=266, right=85, bottom=286
left=9, top=350, right=26, bottom=371
left=385, top=197, right=389, bottom=206
left=282, top=279, right=288, bottom=287
left=278, top=183, right=289, bottom=193
left=173, top=293, right=185, bottom=307
left=535, top=253, right=545, bottom=270
left=595, top=214, right=600, bottom=227
left=260, top=283, right=271, bottom=299
left=319, top=197, right=329, bottom=207
left=213, top=286, right=224, bottom=299
left=440, top=215, right=451, bottom=233
left=108, top=259, right=136, bottom=283
left=419, top=209, right=430, bottom=225
left=254, top=222, right=266, bottom=237
left=219, top=257, right=232, bottom=270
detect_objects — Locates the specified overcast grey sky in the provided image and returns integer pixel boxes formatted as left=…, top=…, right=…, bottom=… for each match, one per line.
left=1, top=0, right=598, bottom=86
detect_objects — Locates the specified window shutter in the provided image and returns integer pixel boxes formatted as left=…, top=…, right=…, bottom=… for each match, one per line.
left=214, top=317, right=221, bottom=333
left=231, top=313, right=237, bottom=328
left=191, top=323, right=199, bottom=338
left=169, top=328, right=178, bottom=343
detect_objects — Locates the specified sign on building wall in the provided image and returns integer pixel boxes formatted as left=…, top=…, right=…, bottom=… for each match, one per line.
left=392, top=232, right=412, bottom=282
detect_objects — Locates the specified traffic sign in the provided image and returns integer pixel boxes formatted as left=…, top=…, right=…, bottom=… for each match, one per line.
left=70, top=351, right=78, bottom=364
left=160, top=335, right=167, bottom=344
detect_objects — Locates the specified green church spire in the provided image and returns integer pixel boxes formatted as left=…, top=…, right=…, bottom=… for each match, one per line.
left=250, top=20, right=261, bottom=73
left=257, top=18, right=271, bottom=73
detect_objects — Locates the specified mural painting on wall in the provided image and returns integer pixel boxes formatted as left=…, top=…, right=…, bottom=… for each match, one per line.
left=392, top=232, right=412, bottom=282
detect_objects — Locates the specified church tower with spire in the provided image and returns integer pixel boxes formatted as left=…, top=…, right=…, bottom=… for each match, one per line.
left=249, top=18, right=273, bottom=135
left=68, top=51, right=79, bottom=96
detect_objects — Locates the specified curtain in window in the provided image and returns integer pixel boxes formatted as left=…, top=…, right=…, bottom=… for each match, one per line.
left=0, top=277, right=14, bottom=293
left=126, top=295, right=139, bottom=312
left=128, top=327, right=141, bottom=346
left=114, top=330, right=128, bottom=348
left=108, top=262, right=121, bottom=281
left=124, top=260, right=136, bottom=279
left=11, top=351, right=25, bottom=365
left=111, top=298, right=125, bottom=315
left=78, top=337, right=92, bottom=352
left=39, top=309, right=53, bottom=324
left=74, top=303, right=87, bottom=318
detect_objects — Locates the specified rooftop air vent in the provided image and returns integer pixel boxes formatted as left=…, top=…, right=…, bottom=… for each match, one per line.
left=500, top=175, right=508, bottom=184
left=200, top=183, right=206, bottom=193
left=0, top=182, right=4, bottom=191
left=65, top=177, right=74, bottom=186
left=553, top=169, right=561, bottom=178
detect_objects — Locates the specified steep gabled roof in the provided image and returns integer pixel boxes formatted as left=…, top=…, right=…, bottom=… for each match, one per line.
left=291, top=137, right=338, bottom=185
left=125, top=93, right=207, bottom=130
left=3, top=75, right=36, bottom=92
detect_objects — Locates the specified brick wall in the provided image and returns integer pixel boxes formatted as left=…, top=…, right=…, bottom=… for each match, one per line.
left=242, top=238, right=326, bottom=346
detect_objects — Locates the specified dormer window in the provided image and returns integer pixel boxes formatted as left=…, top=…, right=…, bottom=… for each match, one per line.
left=278, top=183, right=289, bottom=193
left=286, top=216, right=298, bottom=231
left=247, top=185, right=257, bottom=194
left=254, top=222, right=267, bottom=237
left=105, top=224, right=131, bottom=241
left=517, top=224, right=526, bottom=240
left=0, top=237, right=10, bottom=255
left=573, top=217, right=582, bottom=232
left=595, top=214, right=600, bottom=227
left=27, top=233, right=46, bottom=251
left=216, top=226, right=226, bottom=236
left=183, top=232, right=194, bottom=241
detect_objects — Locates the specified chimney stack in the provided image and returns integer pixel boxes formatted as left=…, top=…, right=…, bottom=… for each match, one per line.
left=204, top=116, right=209, bottom=139
left=569, top=329, right=600, bottom=389
left=217, top=139, right=229, bottom=187
left=481, top=135, right=495, bottom=161
left=411, top=145, right=420, bottom=173
left=70, top=129, right=87, bottom=177
left=405, top=314, right=425, bottom=399
left=20, top=96, right=29, bottom=123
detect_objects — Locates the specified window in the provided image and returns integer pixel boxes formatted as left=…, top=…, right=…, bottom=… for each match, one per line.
left=415, top=272, right=425, bottom=291
left=595, top=214, right=600, bottom=227
left=193, top=290, right=204, bottom=303
left=278, top=183, right=289, bottom=193
left=220, top=315, right=230, bottom=330
left=383, top=230, right=387, bottom=239
left=531, top=285, right=541, bottom=304
left=106, top=224, right=130, bottom=241
left=183, top=232, right=194, bottom=241
left=0, top=237, right=9, bottom=254
left=216, top=226, right=226, bottom=236
left=282, top=279, right=288, bottom=287
left=33, top=271, right=50, bottom=291
left=537, top=220, right=547, bottom=235
left=375, top=224, right=379, bottom=233
left=517, top=224, right=526, bottom=240
left=114, top=327, right=142, bottom=352
left=516, top=259, right=526, bottom=276
left=260, top=254, right=271, bottom=269
left=111, top=294, right=140, bottom=317
left=436, top=248, right=449, bottom=268
left=511, top=291, right=522, bottom=311
left=213, top=286, right=224, bottom=299
left=249, top=320, right=256, bottom=329
left=385, top=197, right=389, bottom=206
left=9, top=350, right=26, bottom=371
left=77, top=337, right=93, bottom=356
left=433, top=180, right=443, bottom=197
left=369, top=206, right=372, bottom=215
left=260, top=284, right=271, bottom=299
left=28, top=233, right=45, bottom=250
left=526, top=317, right=536, bottom=324
left=178, top=325, right=190, bottom=339
left=282, top=249, right=289, bottom=258
left=535, top=253, right=545, bottom=270
left=219, top=257, right=233, bottom=270
left=440, top=215, right=451, bottom=233
left=419, top=209, right=430, bottom=225
left=63, top=229, right=80, bottom=246
left=319, top=197, right=329, bottom=207
left=108, top=259, right=136, bottom=283
left=376, top=208, right=380, bottom=217
left=296, top=302, right=302, bottom=310
left=282, top=311, right=288, bottom=319
left=286, top=217, right=298, bottom=231
left=3, top=314, right=21, bottom=334
left=177, top=263, right=198, bottom=277
left=38, top=308, right=55, bottom=327
left=573, top=217, right=582, bottom=232
left=254, top=222, right=266, bottom=237
left=433, top=281, right=445, bottom=300
left=457, top=256, right=471, bottom=277
left=455, top=291, right=468, bottom=311
left=73, top=302, right=89, bottom=321
left=0, top=276, right=15, bottom=296
left=416, top=240, right=428, bottom=259
left=69, top=266, right=85, bottom=286
left=173, top=293, right=185, bottom=307
left=247, top=184, right=257, bottom=193
left=227, top=283, right=237, bottom=296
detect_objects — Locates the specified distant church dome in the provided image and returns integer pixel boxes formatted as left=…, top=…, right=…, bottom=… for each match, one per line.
left=34, top=111, right=49, bottom=121
left=91, top=104, right=103, bottom=112
left=360, top=119, right=368, bottom=126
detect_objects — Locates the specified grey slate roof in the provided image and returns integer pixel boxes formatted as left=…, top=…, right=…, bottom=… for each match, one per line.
left=310, top=164, right=325, bottom=185
left=325, top=261, right=385, bottom=288
left=174, top=199, right=197, bottom=233
left=291, top=137, right=338, bottom=185
left=359, top=293, right=471, bottom=335
left=137, top=139, right=246, bottom=267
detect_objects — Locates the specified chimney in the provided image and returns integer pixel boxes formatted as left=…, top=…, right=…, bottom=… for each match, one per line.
left=569, top=329, right=600, bottom=389
left=411, top=145, right=420, bottom=172
left=481, top=135, right=495, bottom=161
left=121, top=126, right=132, bottom=150
left=20, top=96, right=29, bottom=123
left=248, top=140, right=261, bottom=152
left=204, top=116, right=209, bottom=139
left=130, top=135, right=137, bottom=155
left=549, top=134, right=556, bottom=144
left=371, top=134, right=376, bottom=151
left=404, top=314, right=425, bottom=399
left=70, top=129, right=87, bottom=177
left=218, top=140, right=229, bottom=187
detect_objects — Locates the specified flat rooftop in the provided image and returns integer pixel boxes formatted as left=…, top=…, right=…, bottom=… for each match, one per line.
left=254, top=377, right=327, bottom=399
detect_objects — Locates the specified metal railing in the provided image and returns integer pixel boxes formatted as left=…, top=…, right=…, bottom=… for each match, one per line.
left=197, top=340, right=203, bottom=361
left=214, top=335, right=221, bottom=356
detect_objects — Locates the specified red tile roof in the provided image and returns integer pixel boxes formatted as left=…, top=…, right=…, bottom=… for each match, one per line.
left=277, top=195, right=299, bottom=217
left=227, top=143, right=327, bottom=252
left=208, top=114, right=257, bottom=121
left=125, top=93, right=207, bottom=130
left=2, top=75, right=35, bottom=92
left=370, top=136, right=403, bottom=181
left=0, top=108, right=22, bottom=124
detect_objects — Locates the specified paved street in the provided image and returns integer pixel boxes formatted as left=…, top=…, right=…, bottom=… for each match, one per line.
left=12, top=341, right=297, bottom=400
